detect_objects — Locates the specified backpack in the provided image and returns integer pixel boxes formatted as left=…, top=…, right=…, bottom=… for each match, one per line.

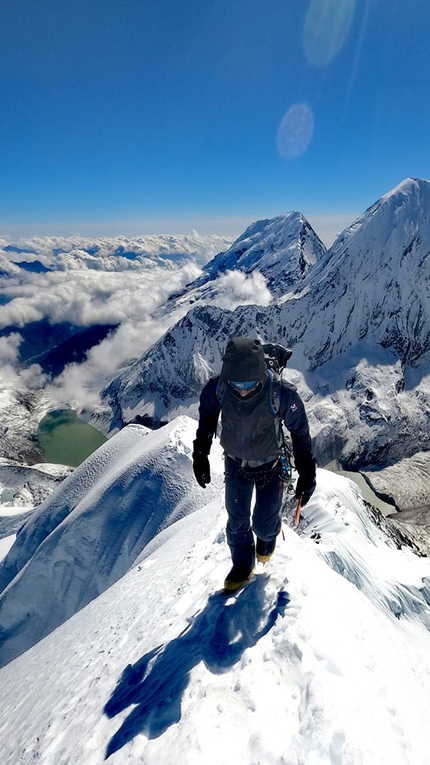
left=262, top=343, right=293, bottom=376
left=262, top=344, right=294, bottom=482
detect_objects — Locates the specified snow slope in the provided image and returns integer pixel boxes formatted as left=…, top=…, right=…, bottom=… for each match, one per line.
left=291, top=177, right=430, bottom=370
left=0, top=417, right=430, bottom=764
left=0, top=460, right=72, bottom=507
left=0, top=533, right=15, bottom=562
left=0, top=417, right=224, bottom=668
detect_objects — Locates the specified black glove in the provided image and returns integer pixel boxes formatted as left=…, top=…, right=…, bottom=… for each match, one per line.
left=295, top=458, right=316, bottom=506
left=295, top=475, right=316, bottom=506
left=192, top=442, right=211, bottom=488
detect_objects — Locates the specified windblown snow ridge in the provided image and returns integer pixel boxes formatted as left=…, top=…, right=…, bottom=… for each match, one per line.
left=290, top=469, right=430, bottom=629
left=0, top=416, right=224, bottom=668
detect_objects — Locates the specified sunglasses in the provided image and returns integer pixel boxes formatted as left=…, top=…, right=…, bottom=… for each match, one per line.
left=228, top=380, right=258, bottom=391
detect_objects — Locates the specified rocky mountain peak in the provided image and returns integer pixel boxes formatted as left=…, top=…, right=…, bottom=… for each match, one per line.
left=199, top=210, right=326, bottom=296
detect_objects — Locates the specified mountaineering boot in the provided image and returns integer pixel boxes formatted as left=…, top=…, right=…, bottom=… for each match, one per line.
left=223, top=563, right=255, bottom=593
left=256, top=536, right=276, bottom=563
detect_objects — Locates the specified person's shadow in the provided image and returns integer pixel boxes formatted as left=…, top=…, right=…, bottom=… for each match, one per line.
left=104, top=574, right=289, bottom=759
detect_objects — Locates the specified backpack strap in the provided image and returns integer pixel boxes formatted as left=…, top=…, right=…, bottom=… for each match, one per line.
left=215, top=377, right=228, bottom=406
left=268, top=371, right=291, bottom=458
left=267, top=368, right=282, bottom=415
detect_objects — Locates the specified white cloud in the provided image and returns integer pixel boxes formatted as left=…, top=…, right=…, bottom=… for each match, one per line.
left=0, top=338, right=48, bottom=393
left=0, top=333, right=22, bottom=364
left=0, top=233, right=232, bottom=270
left=0, top=235, right=230, bottom=408
left=0, top=244, right=206, bottom=329
left=0, top=299, right=44, bottom=329
left=19, top=364, right=49, bottom=390
left=211, top=271, right=272, bottom=310
left=46, top=314, right=177, bottom=409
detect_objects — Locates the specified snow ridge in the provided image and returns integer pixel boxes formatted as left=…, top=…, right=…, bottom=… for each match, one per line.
left=1, top=417, right=430, bottom=764
left=0, top=417, right=224, bottom=668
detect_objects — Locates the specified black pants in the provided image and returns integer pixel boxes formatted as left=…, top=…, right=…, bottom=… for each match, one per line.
left=224, top=455, right=284, bottom=570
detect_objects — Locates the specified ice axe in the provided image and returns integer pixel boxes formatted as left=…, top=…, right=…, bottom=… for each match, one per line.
left=294, top=496, right=303, bottom=526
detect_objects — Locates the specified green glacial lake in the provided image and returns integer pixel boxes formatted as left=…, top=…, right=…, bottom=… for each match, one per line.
left=38, top=410, right=107, bottom=467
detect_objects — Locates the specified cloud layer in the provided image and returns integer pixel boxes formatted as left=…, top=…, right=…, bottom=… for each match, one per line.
left=0, top=234, right=239, bottom=407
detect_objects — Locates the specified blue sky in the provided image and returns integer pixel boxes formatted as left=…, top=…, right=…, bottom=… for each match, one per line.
left=1, top=0, right=429, bottom=243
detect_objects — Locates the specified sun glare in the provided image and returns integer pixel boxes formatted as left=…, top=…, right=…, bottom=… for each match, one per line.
left=277, top=103, right=315, bottom=160
left=303, top=0, right=355, bottom=67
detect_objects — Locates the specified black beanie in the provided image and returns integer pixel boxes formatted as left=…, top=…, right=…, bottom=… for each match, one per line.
left=221, top=337, right=268, bottom=383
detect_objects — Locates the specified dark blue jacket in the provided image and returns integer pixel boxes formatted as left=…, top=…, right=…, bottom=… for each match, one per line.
left=195, top=374, right=314, bottom=475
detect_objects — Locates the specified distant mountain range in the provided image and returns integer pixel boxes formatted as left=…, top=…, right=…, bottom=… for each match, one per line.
left=101, top=178, right=430, bottom=497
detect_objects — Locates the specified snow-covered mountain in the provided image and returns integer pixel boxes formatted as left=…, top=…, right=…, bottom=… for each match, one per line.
left=0, top=460, right=72, bottom=508
left=200, top=211, right=326, bottom=292
left=0, top=383, right=53, bottom=464
left=160, top=211, right=326, bottom=314
left=292, top=177, right=430, bottom=369
left=100, top=179, right=430, bottom=510
left=1, top=415, right=430, bottom=764
left=100, top=210, right=325, bottom=431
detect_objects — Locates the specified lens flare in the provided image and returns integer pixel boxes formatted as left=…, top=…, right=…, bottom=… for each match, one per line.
left=277, top=103, right=314, bottom=160
left=303, top=0, right=355, bottom=67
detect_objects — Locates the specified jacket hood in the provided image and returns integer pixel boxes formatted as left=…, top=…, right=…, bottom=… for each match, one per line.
left=220, top=337, right=268, bottom=383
